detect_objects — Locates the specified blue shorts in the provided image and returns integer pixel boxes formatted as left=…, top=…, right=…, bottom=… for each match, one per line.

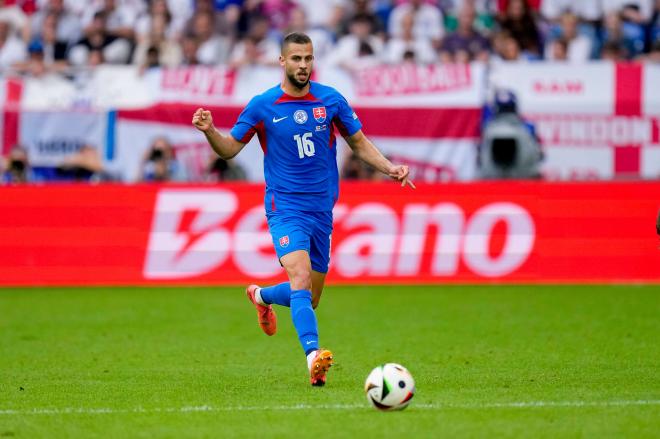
left=266, top=210, right=333, bottom=273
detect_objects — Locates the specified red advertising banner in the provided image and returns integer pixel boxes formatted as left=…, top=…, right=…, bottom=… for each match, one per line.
left=0, top=182, right=658, bottom=286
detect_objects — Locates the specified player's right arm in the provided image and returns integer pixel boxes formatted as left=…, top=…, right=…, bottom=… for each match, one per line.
left=192, top=108, right=246, bottom=159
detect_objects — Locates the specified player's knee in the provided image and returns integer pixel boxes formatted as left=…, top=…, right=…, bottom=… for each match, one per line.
left=289, top=268, right=312, bottom=291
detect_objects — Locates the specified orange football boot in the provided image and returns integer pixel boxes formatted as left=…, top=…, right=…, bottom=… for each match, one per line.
left=309, top=349, right=333, bottom=387
left=246, top=285, right=277, bottom=336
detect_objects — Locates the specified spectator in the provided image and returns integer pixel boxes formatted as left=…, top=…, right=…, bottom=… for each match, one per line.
left=234, top=0, right=267, bottom=38
left=291, top=0, right=347, bottom=35
left=68, top=11, right=132, bottom=66
left=439, top=4, right=491, bottom=63
left=602, top=0, right=653, bottom=23
left=384, top=10, right=436, bottom=64
left=284, top=7, right=334, bottom=62
left=605, top=1, right=651, bottom=56
left=180, top=32, right=200, bottom=65
left=13, top=40, right=49, bottom=76
left=217, top=1, right=243, bottom=40
left=601, top=11, right=639, bottom=59
left=540, top=0, right=602, bottom=23
left=81, top=0, right=141, bottom=43
left=548, top=37, right=568, bottom=61
left=229, top=15, right=280, bottom=68
left=133, top=12, right=182, bottom=68
left=0, top=19, right=26, bottom=69
left=28, top=12, right=69, bottom=71
left=498, top=0, right=542, bottom=59
left=545, top=12, right=593, bottom=62
left=444, top=0, right=496, bottom=35
left=339, top=0, right=386, bottom=38
left=30, top=0, right=81, bottom=46
left=651, top=0, right=660, bottom=43
left=1, top=145, right=33, bottom=184
left=0, top=0, right=29, bottom=42
left=326, top=13, right=384, bottom=70
left=388, top=0, right=445, bottom=49
left=491, top=30, right=522, bottom=61
left=190, top=11, right=231, bottom=65
left=139, top=137, right=186, bottom=182
left=205, top=156, right=247, bottom=182
left=600, top=40, right=628, bottom=60
left=260, top=0, right=297, bottom=33
left=644, top=38, right=660, bottom=61
left=135, top=0, right=179, bottom=43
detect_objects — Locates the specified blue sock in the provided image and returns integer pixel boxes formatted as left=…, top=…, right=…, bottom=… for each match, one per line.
left=290, top=289, right=319, bottom=354
left=259, top=282, right=291, bottom=307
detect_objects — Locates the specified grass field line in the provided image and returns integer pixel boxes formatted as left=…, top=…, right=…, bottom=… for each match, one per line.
left=1, top=400, right=659, bottom=415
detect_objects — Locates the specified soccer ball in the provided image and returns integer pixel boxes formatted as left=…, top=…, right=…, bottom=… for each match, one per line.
left=364, top=363, right=415, bottom=411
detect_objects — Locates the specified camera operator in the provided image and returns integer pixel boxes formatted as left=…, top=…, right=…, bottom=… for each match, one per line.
left=2, top=145, right=33, bottom=184
left=478, top=89, right=543, bottom=179
left=139, top=137, right=186, bottom=182
left=56, top=144, right=109, bottom=183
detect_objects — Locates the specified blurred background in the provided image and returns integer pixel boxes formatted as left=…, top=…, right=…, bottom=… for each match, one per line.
left=0, top=0, right=659, bottom=285
left=0, top=0, right=658, bottom=183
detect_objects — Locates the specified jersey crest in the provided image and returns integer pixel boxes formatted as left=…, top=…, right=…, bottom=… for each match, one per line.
left=279, top=235, right=290, bottom=247
left=294, top=110, right=308, bottom=124
left=313, top=107, right=327, bottom=123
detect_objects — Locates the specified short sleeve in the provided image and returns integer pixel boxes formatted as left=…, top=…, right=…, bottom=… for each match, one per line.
left=333, top=93, right=362, bottom=138
left=230, top=97, right=261, bottom=144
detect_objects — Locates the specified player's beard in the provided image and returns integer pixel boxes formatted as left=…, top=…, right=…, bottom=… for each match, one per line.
left=287, top=70, right=310, bottom=90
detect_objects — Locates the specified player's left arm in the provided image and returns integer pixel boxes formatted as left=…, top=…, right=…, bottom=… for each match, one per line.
left=345, top=129, right=415, bottom=189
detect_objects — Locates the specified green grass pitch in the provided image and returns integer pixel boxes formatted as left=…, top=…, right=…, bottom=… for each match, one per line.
left=1, top=285, right=659, bottom=438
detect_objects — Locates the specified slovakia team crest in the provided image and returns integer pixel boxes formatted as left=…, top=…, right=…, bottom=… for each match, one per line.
left=313, top=107, right=327, bottom=123
left=279, top=235, right=290, bottom=248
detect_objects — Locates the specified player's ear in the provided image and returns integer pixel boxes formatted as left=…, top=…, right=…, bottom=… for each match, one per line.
left=279, top=54, right=285, bottom=66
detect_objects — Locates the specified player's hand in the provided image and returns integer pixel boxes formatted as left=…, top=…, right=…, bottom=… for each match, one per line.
left=388, top=164, right=415, bottom=189
left=192, top=108, right=214, bottom=133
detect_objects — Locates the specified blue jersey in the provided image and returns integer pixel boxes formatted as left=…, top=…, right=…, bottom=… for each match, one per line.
left=230, top=81, right=362, bottom=213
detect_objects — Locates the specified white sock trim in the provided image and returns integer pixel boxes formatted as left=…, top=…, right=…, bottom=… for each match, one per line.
left=254, top=287, right=267, bottom=306
left=306, top=350, right=318, bottom=371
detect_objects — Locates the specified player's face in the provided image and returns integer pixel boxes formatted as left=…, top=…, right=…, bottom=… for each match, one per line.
left=280, top=43, right=314, bottom=90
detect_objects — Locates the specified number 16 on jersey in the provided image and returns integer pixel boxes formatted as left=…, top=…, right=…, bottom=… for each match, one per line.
left=294, top=133, right=315, bottom=159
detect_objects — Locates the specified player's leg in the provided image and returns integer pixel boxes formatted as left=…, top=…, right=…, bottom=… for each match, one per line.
left=255, top=282, right=291, bottom=307
left=280, top=249, right=333, bottom=386
left=309, top=210, right=333, bottom=310
left=244, top=212, right=305, bottom=336
left=303, top=211, right=334, bottom=385
left=311, top=270, right=326, bottom=309
left=245, top=284, right=278, bottom=336
left=256, top=271, right=322, bottom=310
left=280, top=249, right=318, bottom=354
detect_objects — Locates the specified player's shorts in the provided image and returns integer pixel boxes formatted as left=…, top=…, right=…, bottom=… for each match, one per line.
left=266, top=210, right=333, bottom=273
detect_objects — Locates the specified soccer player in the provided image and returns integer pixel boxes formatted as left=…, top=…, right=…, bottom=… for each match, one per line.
left=192, top=32, right=415, bottom=386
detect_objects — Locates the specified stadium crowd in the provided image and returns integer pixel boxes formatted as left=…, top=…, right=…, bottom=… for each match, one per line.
left=0, top=0, right=659, bottom=75
left=1, top=0, right=660, bottom=184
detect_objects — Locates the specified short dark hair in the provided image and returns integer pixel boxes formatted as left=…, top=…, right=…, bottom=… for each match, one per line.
left=281, top=32, right=312, bottom=53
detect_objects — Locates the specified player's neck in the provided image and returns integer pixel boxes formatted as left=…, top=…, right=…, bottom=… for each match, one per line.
left=281, top=80, right=310, bottom=97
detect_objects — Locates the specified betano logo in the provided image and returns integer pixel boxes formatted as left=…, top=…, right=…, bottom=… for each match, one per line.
left=143, top=190, right=536, bottom=280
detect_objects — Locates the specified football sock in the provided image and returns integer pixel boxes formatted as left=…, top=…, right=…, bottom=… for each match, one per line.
left=253, top=288, right=266, bottom=306
left=306, top=350, right=318, bottom=371
left=290, top=289, right=319, bottom=354
left=259, top=282, right=291, bottom=307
